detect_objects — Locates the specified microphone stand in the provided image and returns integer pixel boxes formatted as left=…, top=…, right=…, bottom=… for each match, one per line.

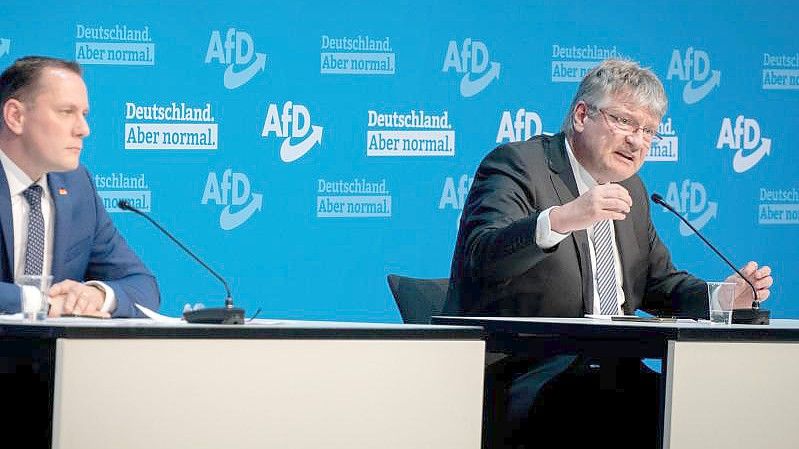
left=651, top=194, right=769, bottom=325
left=118, top=201, right=245, bottom=324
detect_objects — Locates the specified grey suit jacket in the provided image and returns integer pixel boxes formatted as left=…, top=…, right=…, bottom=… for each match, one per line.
left=445, top=133, right=706, bottom=318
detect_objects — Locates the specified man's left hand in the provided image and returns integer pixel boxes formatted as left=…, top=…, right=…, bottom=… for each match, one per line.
left=47, top=280, right=110, bottom=318
left=725, top=261, right=773, bottom=309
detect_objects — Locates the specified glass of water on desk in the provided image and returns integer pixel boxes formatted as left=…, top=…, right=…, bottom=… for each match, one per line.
left=707, top=281, right=736, bottom=325
left=18, top=275, right=53, bottom=321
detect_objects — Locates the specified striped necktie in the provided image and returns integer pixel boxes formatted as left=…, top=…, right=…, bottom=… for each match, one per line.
left=592, top=219, right=619, bottom=315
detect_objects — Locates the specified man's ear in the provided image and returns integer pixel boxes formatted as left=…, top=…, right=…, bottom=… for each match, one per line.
left=572, top=101, right=589, bottom=133
left=2, top=99, right=25, bottom=135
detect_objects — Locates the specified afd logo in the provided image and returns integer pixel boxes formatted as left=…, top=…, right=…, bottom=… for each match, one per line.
left=496, top=109, right=543, bottom=143
left=663, top=180, right=717, bottom=236
left=439, top=174, right=474, bottom=228
left=666, top=47, right=720, bottom=104
left=715, top=116, right=771, bottom=173
left=439, top=174, right=473, bottom=210
left=261, top=101, right=323, bottom=163
left=201, top=169, right=263, bottom=230
left=205, top=28, right=267, bottom=89
left=442, top=38, right=501, bottom=97
left=0, top=38, right=10, bottom=58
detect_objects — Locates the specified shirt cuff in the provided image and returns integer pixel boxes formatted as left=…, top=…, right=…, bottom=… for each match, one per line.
left=536, top=206, right=570, bottom=249
left=84, top=281, right=117, bottom=313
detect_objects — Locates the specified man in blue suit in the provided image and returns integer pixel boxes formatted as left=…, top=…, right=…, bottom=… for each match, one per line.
left=0, top=56, right=159, bottom=318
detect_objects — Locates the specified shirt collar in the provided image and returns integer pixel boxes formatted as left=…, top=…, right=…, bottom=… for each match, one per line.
left=564, top=136, right=598, bottom=195
left=0, top=148, right=50, bottom=198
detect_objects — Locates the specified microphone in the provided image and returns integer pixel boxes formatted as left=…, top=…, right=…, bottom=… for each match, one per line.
left=118, top=200, right=245, bottom=324
left=651, top=193, right=769, bottom=325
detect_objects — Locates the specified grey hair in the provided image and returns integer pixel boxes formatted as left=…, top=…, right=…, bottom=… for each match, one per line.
left=561, top=58, right=667, bottom=137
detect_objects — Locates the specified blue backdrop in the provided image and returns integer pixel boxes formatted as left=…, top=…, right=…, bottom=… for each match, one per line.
left=3, top=0, right=797, bottom=321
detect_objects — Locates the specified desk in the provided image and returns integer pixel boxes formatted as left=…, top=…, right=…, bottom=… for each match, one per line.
left=432, top=316, right=799, bottom=449
left=0, top=317, right=485, bottom=449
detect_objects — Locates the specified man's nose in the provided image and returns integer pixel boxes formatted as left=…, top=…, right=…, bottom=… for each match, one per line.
left=75, top=115, right=90, bottom=137
left=625, top=128, right=649, bottom=150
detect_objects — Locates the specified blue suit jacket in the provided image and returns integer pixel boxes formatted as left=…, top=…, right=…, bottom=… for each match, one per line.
left=0, top=164, right=160, bottom=317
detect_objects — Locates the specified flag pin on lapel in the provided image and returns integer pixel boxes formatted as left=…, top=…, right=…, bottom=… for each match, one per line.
left=58, top=188, right=68, bottom=195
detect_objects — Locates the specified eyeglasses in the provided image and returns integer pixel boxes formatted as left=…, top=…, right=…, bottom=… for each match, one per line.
left=590, top=106, right=662, bottom=142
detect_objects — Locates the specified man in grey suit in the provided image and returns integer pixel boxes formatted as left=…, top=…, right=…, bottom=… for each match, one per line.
left=444, top=59, right=773, bottom=448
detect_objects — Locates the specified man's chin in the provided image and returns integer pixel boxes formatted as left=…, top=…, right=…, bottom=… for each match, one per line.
left=603, top=168, right=637, bottom=183
left=51, top=161, right=81, bottom=173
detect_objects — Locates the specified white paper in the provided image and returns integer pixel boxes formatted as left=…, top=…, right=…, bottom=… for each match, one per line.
left=135, top=304, right=184, bottom=323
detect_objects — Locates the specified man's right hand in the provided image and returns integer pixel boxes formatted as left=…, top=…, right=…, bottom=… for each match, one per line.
left=549, top=183, right=632, bottom=234
left=47, top=280, right=110, bottom=318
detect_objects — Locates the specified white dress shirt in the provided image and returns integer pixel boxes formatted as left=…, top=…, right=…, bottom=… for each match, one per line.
left=534, top=139, right=625, bottom=314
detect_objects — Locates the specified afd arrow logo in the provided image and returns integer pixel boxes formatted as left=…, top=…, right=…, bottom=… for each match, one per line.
left=224, top=52, right=266, bottom=89
left=496, top=109, right=543, bottom=143
left=205, top=28, right=267, bottom=89
left=0, top=39, right=10, bottom=58
left=261, top=101, right=324, bottom=163
left=664, top=180, right=718, bottom=236
left=442, top=38, right=500, bottom=97
left=201, top=169, right=263, bottom=231
left=667, top=47, right=720, bottom=104
left=679, top=201, right=717, bottom=236
left=683, top=69, right=720, bottom=104
left=733, top=138, right=771, bottom=173
left=220, top=192, right=262, bottom=230
left=460, top=61, right=501, bottom=97
left=280, top=125, right=323, bottom=162
left=716, top=115, right=772, bottom=173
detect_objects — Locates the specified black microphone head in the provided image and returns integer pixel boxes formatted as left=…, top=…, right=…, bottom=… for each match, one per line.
left=118, top=200, right=131, bottom=210
left=651, top=193, right=664, bottom=204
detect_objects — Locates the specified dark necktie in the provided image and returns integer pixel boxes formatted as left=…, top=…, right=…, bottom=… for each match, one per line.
left=22, top=184, right=45, bottom=276
left=592, top=219, right=619, bottom=315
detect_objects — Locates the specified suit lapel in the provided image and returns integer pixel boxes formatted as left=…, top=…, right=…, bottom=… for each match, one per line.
left=0, top=162, right=14, bottom=280
left=545, top=134, right=593, bottom=313
left=545, top=134, right=580, bottom=200
left=48, top=173, right=71, bottom=281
